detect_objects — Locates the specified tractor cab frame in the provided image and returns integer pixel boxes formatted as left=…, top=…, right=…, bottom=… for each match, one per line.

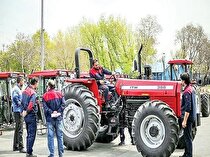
left=0, top=72, right=25, bottom=126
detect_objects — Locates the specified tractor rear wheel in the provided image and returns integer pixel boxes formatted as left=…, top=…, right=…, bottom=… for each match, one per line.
left=132, top=100, right=179, bottom=157
left=201, top=93, right=210, bottom=117
left=62, top=84, right=100, bottom=150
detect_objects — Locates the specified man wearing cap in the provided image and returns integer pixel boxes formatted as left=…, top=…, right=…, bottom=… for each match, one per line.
left=12, top=76, right=26, bottom=153
left=42, top=79, right=65, bottom=157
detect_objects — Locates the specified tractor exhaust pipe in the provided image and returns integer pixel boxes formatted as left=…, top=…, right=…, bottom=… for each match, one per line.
left=138, top=45, right=143, bottom=79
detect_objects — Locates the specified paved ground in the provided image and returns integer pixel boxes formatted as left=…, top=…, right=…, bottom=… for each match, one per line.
left=0, top=116, right=209, bottom=157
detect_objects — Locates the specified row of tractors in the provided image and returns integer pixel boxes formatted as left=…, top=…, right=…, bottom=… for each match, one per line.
left=0, top=47, right=209, bottom=156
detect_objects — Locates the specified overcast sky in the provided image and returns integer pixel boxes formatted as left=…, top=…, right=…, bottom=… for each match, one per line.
left=1, top=0, right=210, bottom=59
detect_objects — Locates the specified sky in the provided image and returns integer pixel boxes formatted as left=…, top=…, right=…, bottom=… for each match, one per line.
left=1, top=0, right=210, bottom=60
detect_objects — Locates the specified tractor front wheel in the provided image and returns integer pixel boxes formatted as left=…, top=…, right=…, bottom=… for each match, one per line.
left=132, top=100, right=179, bottom=157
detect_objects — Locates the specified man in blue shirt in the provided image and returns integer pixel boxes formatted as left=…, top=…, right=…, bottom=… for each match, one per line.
left=180, top=73, right=195, bottom=157
left=12, top=76, right=26, bottom=153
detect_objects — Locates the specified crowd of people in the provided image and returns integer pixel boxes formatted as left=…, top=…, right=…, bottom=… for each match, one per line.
left=12, top=77, right=65, bottom=157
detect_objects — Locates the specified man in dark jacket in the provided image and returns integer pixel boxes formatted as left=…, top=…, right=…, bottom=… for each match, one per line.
left=118, top=108, right=134, bottom=146
left=22, top=77, right=39, bottom=157
left=12, top=76, right=26, bottom=153
left=89, top=59, right=114, bottom=109
left=180, top=73, right=195, bottom=157
left=42, top=79, right=65, bottom=157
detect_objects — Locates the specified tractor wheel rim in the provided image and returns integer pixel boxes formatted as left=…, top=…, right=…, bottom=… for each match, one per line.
left=63, top=99, right=84, bottom=138
left=140, top=115, right=165, bottom=148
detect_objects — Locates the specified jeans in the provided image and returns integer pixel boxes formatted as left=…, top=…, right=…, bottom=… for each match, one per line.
left=13, top=112, right=24, bottom=150
left=99, top=84, right=109, bottom=102
left=47, top=120, right=64, bottom=157
left=24, top=114, right=37, bottom=155
left=183, top=121, right=193, bottom=157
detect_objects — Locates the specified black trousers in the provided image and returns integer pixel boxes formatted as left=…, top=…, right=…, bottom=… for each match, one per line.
left=119, top=127, right=133, bottom=142
left=13, top=112, right=24, bottom=150
left=183, top=121, right=193, bottom=157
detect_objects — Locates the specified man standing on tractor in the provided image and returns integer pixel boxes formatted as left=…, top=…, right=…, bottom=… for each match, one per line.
left=180, top=73, right=195, bottom=157
left=89, top=59, right=115, bottom=110
left=42, top=79, right=65, bottom=157
left=22, top=77, right=39, bottom=157
left=12, top=76, right=26, bottom=153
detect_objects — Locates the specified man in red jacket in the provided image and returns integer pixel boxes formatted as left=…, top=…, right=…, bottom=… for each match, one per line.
left=22, top=77, right=39, bottom=157
left=89, top=59, right=115, bottom=109
left=42, top=79, right=65, bottom=157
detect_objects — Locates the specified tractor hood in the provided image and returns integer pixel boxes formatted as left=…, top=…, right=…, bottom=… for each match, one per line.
left=115, top=78, right=181, bottom=97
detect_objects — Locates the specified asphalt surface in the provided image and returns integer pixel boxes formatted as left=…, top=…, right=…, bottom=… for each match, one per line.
left=0, top=116, right=209, bottom=157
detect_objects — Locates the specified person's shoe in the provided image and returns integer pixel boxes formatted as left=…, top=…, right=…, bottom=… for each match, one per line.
left=118, top=141, right=125, bottom=146
left=19, top=148, right=26, bottom=153
left=26, top=153, right=37, bottom=157
left=179, top=154, right=186, bottom=157
left=13, top=147, right=19, bottom=151
left=131, top=139, right=135, bottom=145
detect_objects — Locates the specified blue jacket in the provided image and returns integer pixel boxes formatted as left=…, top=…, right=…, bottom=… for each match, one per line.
left=22, top=85, right=38, bottom=116
left=12, top=84, right=22, bottom=113
left=181, top=85, right=195, bottom=122
left=42, top=89, right=65, bottom=122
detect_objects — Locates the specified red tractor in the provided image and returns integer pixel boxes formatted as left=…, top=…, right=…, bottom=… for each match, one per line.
left=0, top=72, right=25, bottom=125
left=134, top=49, right=202, bottom=149
left=167, top=59, right=209, bottom=118
left=60, top=47, right=200, bottom=157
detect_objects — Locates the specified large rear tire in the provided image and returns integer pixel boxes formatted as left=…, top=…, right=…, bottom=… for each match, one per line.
left=132, top=100, right=179, bottom=157
left=201, top=93, right=210, bottom=117
left=62, top=84, right=100, bottom=150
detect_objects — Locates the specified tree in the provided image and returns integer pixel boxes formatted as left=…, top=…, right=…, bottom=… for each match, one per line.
left=175, top=24, right=210, bottom=79
left=32, top=30, right=53, bottom=70
left=135, top=15, right=162, bottom=65
left=6, top=33, right=37, bottom=73
left=50, top=28, right=80, bottom=70
left=79, top=16, right=136, bottom=74
left=175, top=24, right=207, bottom=61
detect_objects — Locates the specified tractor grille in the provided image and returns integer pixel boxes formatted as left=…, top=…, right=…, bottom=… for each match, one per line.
left=125, top=96, right=150, bottom=127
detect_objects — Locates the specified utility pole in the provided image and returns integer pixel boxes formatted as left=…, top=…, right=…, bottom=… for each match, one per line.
left=162, top=53, right=166, bottom=80
left=40, top=0, right=45, bottom=70
left=2, top=44, right=5, bottom=52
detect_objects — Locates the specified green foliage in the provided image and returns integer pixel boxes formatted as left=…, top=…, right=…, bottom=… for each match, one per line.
left=0, top=15, right=161, bottom=75
left=135, top=15, right=162, bottom=65
left=79, top=16, right=136, bottom=74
